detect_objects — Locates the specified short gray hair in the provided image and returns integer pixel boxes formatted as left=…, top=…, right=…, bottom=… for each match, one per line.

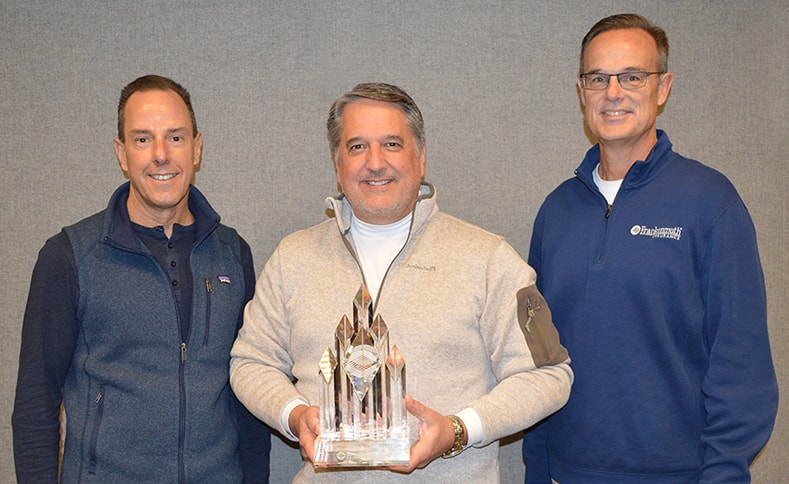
left=580, top=13, right=669, bottom=74
left=327, top=82, right=425, bottom=162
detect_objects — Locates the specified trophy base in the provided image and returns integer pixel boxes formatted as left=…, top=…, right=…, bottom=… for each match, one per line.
left=313, top=436, right=411, bottom=467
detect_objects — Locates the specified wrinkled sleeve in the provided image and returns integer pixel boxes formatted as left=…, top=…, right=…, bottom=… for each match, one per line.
left=230, top=244, right=306, bottom=436
left=699, top=200, right=778, bottom=482
left=469, top=239, right=572, bottom=447
left=12, top=233, right=78, bottom=483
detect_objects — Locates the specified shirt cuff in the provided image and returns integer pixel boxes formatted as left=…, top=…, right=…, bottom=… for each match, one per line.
left=455, top=407, right=484, bottom=447
left=280, top=397, right=310, bottom=441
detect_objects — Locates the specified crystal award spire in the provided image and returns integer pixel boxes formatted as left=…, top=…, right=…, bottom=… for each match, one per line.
left=314, top=284, right=412, bottom=466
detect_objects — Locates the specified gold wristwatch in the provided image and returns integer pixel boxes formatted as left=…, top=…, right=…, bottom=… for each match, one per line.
left=441, top=414, right=465, bottom=458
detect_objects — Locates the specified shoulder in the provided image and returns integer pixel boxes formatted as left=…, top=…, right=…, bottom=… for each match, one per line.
left=206, top=224, right=254, bottom=261
left=670, top=153, right=736, bottom=189
left=277, top=219, right=338, bottom=251
left=534, top=176, right=589, bottom=222
left=63, top=210, right=105, bottom=234
left=212, top=223, right=242, bottom=243
left=427, top=212, right=505, bottom=245
left=422, top=212, right=529, bottom=271
left=664, top=154, right=745, bottom=213
left=60, top=210, right=107, bottom=255
left=36, top=230, right=77, bottom=268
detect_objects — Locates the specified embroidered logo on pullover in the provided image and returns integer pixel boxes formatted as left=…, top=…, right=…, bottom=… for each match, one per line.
left=630, top=225, right=683, bottom=240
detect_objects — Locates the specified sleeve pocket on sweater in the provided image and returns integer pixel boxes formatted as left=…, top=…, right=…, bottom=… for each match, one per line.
left=516, top=285, right=569, bottom=367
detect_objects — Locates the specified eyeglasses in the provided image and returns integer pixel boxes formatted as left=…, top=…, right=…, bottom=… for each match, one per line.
left=579, top=71, right=664, bottom=91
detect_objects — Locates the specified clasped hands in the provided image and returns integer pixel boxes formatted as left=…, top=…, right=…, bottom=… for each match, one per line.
left=288, top=394, right=461, bottom=473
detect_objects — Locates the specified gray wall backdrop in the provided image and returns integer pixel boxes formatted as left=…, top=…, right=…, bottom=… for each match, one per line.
left=1, top=1, right=786, bottom=482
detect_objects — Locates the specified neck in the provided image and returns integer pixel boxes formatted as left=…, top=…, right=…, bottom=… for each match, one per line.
left=352, top=212, right=412, bottom=234
left=126, top=200, right=194, bottom=238
left=597, top=133, right=658, bottom=181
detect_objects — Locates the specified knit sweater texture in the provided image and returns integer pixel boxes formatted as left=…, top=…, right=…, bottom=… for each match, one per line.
left=231, top=183, right=573, bottom=483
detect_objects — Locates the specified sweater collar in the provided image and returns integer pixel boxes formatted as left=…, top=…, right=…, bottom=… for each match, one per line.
left=326, top=182, right=438, bottom=237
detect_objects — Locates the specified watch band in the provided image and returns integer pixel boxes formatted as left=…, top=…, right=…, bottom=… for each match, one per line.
left=441, top=414, right=465, bottom=458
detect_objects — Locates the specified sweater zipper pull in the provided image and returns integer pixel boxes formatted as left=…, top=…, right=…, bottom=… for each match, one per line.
left=524, top=297, right=534, bottom=332
left=605, top=204, right=612, bottom=218
left=181, top=342, right=187, bottom=362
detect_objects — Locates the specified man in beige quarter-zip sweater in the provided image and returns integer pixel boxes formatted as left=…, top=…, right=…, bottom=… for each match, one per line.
left=231, top=82, right=573, bottom=483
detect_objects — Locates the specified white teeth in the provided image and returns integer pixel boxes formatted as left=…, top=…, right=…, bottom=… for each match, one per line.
left=605, top=111, right=626, bottom=116
left=151, top=174, right=176, bottom=181
left=367, top=180, right=389, bottom=186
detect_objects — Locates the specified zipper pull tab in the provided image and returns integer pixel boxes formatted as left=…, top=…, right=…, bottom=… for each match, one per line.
left=205, top=278, right=212, bottom=292
left=524, top=297, right=534, bottom=332
left=181, top=342, right=187, bottom=362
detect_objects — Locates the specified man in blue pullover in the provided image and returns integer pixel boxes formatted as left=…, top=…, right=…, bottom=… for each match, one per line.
left=12, top=75, right=270, bottom=482
left=522, top=13, right=778, bottom=483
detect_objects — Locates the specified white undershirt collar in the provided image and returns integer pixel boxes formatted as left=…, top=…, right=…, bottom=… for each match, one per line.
left=593, top=163, right=623, bottom=205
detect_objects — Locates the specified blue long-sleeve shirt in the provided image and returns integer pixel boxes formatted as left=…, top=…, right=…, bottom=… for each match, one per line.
left=523, top=131, right=778, bottom=483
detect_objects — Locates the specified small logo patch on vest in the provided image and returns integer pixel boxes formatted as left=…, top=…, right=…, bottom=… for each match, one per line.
left=217, top=275, right=231, bottom=284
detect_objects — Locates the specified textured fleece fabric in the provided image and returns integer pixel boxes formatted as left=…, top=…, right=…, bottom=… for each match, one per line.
left=13, top=183, right=270, bottom=483
left=523, top=131, right=778, bottom=483
left=231, top=183, right=573, bottom=483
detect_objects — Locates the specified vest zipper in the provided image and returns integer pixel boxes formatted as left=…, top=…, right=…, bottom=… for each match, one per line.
left=88, top=386, right=105, bottom=474
left=203, top=278, right=212, bottom=345
left=178, top=339, right=187, bottom=482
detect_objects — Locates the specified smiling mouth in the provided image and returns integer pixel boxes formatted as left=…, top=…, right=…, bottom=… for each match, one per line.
left=603, top=110, right=627, bottom=116
left=366, top=179, right=392, bottom=186
left=151, top=174, right=177, bottom=181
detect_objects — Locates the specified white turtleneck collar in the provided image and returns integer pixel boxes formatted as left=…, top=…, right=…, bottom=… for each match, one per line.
left=350, top=213, right=412, bottom=302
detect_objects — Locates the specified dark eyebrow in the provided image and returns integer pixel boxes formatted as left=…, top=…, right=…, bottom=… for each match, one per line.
left=128, top=127, right=189, bottom=137
left=382, top=135, right=405, bottom=144
left=344, top=134, right=405, bottom=149
left=345, top=137, right=366, bottom=148
left=584, top=67, right=649, bottom=74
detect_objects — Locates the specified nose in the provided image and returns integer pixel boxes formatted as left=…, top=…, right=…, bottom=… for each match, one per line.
left=367, top=144, right=387, bottom=170
left=152, top=137, right=168, bottom=164
left=604, top=75, right=625, bottom=99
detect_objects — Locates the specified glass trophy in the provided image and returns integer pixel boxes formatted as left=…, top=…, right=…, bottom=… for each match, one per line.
left=313, top=285, right=411, bottom=467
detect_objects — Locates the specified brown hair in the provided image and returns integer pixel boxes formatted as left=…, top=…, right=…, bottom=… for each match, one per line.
left=117, top=75, right=197, bottom=141
left=580, top=13, right=669, bottom=74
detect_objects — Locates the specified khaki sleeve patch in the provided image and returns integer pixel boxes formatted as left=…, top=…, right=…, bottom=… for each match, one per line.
left=516, top=285, right=569, bottom=367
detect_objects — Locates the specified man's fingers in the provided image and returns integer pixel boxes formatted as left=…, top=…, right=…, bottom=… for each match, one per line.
left=405, top=394, right=426, bottom=419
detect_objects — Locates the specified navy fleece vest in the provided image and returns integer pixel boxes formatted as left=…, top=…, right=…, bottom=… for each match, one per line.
left=60, top=206, right=247, bottom=482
